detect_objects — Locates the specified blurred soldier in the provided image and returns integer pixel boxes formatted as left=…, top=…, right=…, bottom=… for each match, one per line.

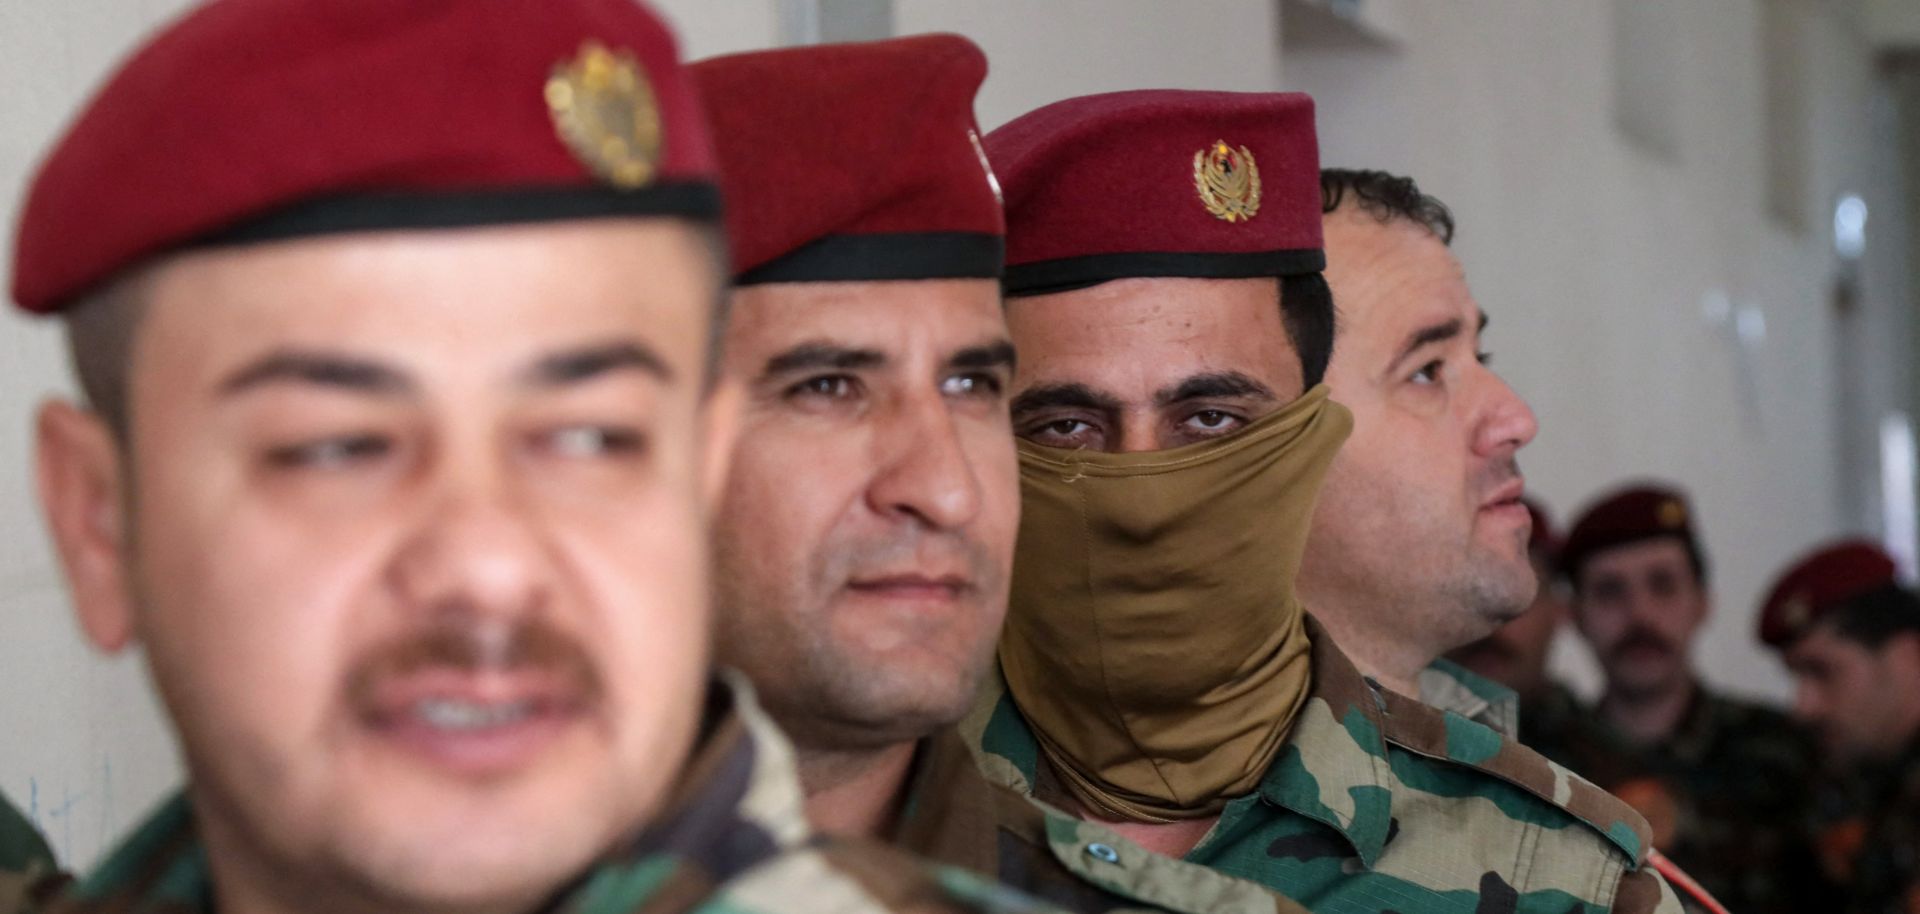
left=1760, top=539, right=1920, bottom=914
left=973, top=93, right=1681, bottom=914
left=1445, top=496, right=1586, bottom=748
left=1304, top=170, right=1541, bottom=737
left=12, top=3, right=1063, bottom=914
left=0, top=795, right=62, bottom=911
left=1557, top=483, right=1823, bottom=914
left=694, top=36, right=1294, bottom=914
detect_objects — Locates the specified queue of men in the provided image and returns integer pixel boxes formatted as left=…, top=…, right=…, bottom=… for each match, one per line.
left=0, top=2, right=1914, bottom=914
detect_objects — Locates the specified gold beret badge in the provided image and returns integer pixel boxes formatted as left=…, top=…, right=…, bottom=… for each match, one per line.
left=546, top=41, right=662, bottom=189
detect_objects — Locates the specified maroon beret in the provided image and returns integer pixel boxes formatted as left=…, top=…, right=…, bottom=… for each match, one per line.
left=1561, top=484, right=1702, bottom=581
left=14, top=0, right=717, bottom=315
left=985, top=90, right=1323, bottom=296
left=1758, top=540, right=1899, bottom=649
left=691, top=34, right=1002, bottom=285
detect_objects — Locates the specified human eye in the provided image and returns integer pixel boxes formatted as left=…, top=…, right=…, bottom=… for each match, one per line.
left=263, top=433, right=393, bottom=471
left=1181, top=409, right=1245, bottom=437
left=1408, top=358, right=1445, bottom=386
left=940, top=372, right=1005, bottom=399
left=786, top=374, right=861, bottom=402
left=1477, top=350, right=1493, bottom=366
left=1021, top=416, right=1101, bottom=450
left=536, top=424, right=649, bottom=460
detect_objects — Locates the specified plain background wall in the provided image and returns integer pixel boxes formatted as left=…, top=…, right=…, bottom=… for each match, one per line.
left=2, top=0, right=1907, bottom=870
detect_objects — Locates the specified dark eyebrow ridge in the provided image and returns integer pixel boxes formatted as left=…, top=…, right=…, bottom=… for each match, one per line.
left=1011, top=382, right=1124, bottom=418
left=525, top=340, right=674, bottom=388
left=1393, top=317, right=1466, bottom=368
left=762, top=343, right=886, bottom=378
left=217, top=349, right=412, bottom=397
left=948, top=340, right=1017, bottom=373
left=1154, top=371, right=1276, bottom=406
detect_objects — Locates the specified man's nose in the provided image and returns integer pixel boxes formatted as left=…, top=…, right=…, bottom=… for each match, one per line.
left=865, top=395, right=984, bottom=531
left=390, top=466, right=551, bottom=622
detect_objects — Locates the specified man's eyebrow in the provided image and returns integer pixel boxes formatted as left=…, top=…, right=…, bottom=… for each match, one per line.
left=1011, top=382, right=1124, bottom=418
left=1154, top=371, right=1276, bottom=406
left=217, top=349, right=414, bottom=398
left=947, top=339, right=1017, bottom=373
left=1392, top=317, right=1466, bottom=368
left=523, top=341, right=674, bottom=388
left=761, top=342, right=886, bottom=377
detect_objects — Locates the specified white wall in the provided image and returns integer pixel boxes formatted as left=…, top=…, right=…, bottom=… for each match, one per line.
left=0, top=0, right=1905, bottom=871
left=1282, top=0, right=1906, bottom=702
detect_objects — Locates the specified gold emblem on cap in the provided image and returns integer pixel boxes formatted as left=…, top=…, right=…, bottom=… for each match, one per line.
left=546, top=41, right=662, bottom=189
left=1657, top=499, right=1687, bottom=528
left=1193, top=140, right=1261, bottom=223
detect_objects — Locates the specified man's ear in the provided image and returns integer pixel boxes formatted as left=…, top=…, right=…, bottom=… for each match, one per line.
left=36, top=399, right=135, bottom=652
left=698, top=377, right=744, bottom=512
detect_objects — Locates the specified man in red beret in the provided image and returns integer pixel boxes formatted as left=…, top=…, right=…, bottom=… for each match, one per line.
left=693, top=38, right=1298, bottom=914
left=976, top=90, right=1680, bottom=914
left=1554, top=483, right=1824, bottom=914
left=1444, top=496, right=1586, bottom=747
left=12, top=3, right=1062, bottom=914
left=1759, top=540, right=1920, bottom=911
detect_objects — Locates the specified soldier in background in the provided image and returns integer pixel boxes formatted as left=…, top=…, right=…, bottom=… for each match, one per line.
left=1444, top=496, right=1586, bottom=749
left=0, top=795, right=62, bottom=911
left=693, top=35, right=1294, bottom=914
left=9, top=2, right=1063, bottom=913
left=1760, top=539, right=1920, bottom=914
left=1556, top=483, right=1825, bottom=914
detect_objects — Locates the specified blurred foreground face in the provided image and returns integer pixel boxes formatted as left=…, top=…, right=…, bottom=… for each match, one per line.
left=1006, top=276, right=1303, bottom=454
left=1446, top=552, right=1565, bottom=693
left=1785, top=624, right=1920, bottom=764
left=37, top=221, right=724, bottom=912
left=1572, top=538, right=1707, bottom=699
left=1308, top=209, right=1538, bottom=646
left=712, top=279, right=1018, bottom=748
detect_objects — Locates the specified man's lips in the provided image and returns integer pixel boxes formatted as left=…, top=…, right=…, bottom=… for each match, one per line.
left=1481, top=478, right=1526, bottom=512
left=355, top=668, right=592, bottom=777
left=844, top=572, right=972, bottom=602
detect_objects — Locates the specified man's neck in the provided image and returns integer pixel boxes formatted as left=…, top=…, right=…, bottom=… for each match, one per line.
left=1599, top=677, right=1697, bottom=745
left=1302, top=602, right=1427, bottom=698
left=796, top=740, right=919, bottom=839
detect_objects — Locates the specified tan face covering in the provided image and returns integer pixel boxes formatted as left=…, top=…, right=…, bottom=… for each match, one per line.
left=999, top=384, right=1352, bottom=822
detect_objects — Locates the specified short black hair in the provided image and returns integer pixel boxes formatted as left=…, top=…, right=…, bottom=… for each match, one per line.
left=1820, top=583, right=1920, bottom=650
left=1280, top=272, right=1335, bottom=389
left=1320, top=168, right=1456, bottom=245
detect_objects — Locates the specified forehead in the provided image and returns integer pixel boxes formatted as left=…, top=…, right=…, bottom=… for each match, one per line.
left=134, top=219, right=715, bottom=385
left=1004, top=276, right=1290, bottom=394
left=1580, top=537, right=1694, bottom=583
left=1322, top=209, right=1476, bottom=353
left=724, top=278, right=1004, bottom=352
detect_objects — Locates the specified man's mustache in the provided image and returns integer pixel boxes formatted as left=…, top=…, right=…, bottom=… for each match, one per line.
left=345, top=613, right=603, bottom=710
left=1608, top=628, right=1675, bottom=662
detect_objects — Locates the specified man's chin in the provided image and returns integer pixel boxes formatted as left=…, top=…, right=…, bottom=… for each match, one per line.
left=320, top=799, right=620, bottom=911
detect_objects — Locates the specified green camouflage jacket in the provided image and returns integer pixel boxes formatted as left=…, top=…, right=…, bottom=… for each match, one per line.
left=891, top=727, right=1308, bottom=914
left=1417, top=659, right=1520, bottom=737
left=28, top=682, right=1060, bottom=914
left=965, top=617, right=1681, bottom=914
left=0, top=794, right=62, bottom=914
left=1526, top=683, right=1827, bottom=914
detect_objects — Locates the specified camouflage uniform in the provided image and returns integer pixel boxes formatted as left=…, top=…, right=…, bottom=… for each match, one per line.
left=28, top=683, right=1061, bottom=914
left=965, top=617, right=1682, bottom=914
left=1, top=795, right=62, bottom=914
left=1418, top=659, right=1520, bottom=737
left=1511, top=682, right=1586, bottom=761
left=1836, top=731, right=1920, bottom=914
left=889, top=729, right=1307, bottom=914
left=1528, top=683, right=1826, bottom=914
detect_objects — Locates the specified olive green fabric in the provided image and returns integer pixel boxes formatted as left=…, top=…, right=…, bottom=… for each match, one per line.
left=0, top=794, right=61, bottom=914
left=1001, top=386, right=1350, bottom=823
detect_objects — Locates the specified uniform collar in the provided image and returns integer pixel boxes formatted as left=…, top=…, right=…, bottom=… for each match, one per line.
left=1418, top=657, right=1521, bottom=738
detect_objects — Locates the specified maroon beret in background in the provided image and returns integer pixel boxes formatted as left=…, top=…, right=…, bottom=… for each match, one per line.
left=1561, top=483, right=1701, bottom=581
left=691, top=33, right=1003, bottom=284
left=1757, top=539, right=1900, bottom=649
left=14, top=0, right=717, bottom=315
left=985, top=89, right=1324, bottom=296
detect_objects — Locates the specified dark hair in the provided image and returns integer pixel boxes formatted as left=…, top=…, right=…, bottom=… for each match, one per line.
left=1567, top=533, right=1711, bottom=595
left=1821, top=583, right=1920, bottom=649
left=1280, top=272, right=1335, bottom=389
left=1320, top=168, right=1456, bottom=244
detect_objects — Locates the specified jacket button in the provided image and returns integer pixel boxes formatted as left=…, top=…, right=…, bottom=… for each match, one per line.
left=1084, top=842, right=1121, bottom=864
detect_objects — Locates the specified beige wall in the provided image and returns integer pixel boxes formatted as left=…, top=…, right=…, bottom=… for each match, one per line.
left=1, top=0, right=1906, bottom=870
